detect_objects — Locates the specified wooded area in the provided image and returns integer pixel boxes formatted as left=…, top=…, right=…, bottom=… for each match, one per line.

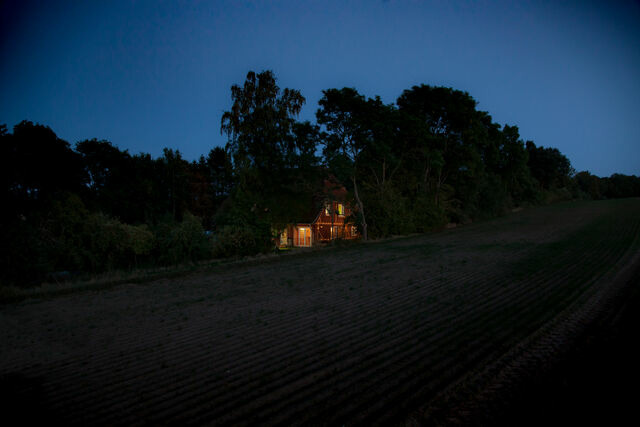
left=1, top=70, right=638, bottom=286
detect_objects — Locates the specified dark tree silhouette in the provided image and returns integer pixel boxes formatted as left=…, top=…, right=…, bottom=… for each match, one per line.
left=317, top=87, right=371, bottom=240
left=3, top=73, right=636, bottom=287
left=221, top=70, right=305, bottom=179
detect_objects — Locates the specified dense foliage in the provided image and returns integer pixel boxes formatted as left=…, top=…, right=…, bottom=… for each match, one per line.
left=1, top=71, right=638, bottom=286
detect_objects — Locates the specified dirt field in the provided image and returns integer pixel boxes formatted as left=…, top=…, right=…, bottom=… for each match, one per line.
left=1, top=199, right=639, bottom=425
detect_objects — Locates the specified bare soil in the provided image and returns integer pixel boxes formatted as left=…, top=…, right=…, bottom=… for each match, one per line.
left=1, top=199, right=639, bottom=425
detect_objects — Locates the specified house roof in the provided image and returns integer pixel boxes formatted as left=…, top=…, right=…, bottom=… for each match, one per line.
left=293, top=175, right=351, bottom=224
left=322, top=176, right=349, bottom=201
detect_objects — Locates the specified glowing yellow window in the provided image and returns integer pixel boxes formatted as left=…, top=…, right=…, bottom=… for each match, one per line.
left=337, top=204, right=344, bottom=215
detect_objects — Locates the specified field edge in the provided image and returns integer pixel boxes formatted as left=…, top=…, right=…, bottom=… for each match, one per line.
left=408, top=246, right=640, bottom=426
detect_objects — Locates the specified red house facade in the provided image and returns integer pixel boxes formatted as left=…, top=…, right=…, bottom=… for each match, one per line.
left=278, top=180, right=359, bottom=248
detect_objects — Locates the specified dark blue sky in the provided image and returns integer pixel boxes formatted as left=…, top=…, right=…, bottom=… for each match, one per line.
left=1, top=0, right=639, bottom=177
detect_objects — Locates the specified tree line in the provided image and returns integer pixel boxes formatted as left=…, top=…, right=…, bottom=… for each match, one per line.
left=2, top=70, right=638, bottom=286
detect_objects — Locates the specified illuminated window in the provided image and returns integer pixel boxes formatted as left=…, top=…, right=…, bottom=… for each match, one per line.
left=324, top=203, right=330, bottom=215
left=337, top=203, right=344, bottom=215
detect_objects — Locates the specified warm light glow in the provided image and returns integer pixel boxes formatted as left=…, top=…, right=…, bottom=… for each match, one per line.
left=297, top=227, right=311, bottom=247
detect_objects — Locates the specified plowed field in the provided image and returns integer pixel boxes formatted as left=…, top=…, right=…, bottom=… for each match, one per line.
left=1, top=199, right=639, bottom=425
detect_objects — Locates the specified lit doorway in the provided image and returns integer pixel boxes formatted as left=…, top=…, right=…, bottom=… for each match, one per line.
left=297, top=227, right=311, bottom=247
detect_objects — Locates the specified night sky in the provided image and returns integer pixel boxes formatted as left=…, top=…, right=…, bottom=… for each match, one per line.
left=1, top=0, right=638, bottom=177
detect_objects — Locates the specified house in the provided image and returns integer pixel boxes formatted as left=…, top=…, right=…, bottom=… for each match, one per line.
left=277, top=179, right=359, bottom=248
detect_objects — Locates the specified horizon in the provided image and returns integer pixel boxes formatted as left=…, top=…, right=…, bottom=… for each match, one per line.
left=1, top=0, right=639, bottom=177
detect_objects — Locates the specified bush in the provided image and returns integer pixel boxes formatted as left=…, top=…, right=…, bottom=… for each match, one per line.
left=122, top=223, right=155, bottom=266
left=212, top=223, right=272, bottom=258
left=411, top=195, right=447, bottom=232
left=0, top=218, right=51, bottom=286
left=46, top=193, right=90, bottom=272
left=364, top=184, right=416, bottom=238
left=84, top=213, right=130, bottom=271
left=83, top=213, right=156, bottom=271
left=541, top=187, right=573, bottom=204
left=475, top=174, right=510, bottom=219
left=154, top=212, right=211, bottom=265
left=1, top=194, right=159, bottom=285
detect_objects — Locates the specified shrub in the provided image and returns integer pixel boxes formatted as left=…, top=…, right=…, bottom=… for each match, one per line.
left=122, top=223, right=155, bottom=267
left=212, top=223, right=272, bottom=258
left=542, top=187, right=573, bottom=204
left=364, top=185, right=416, bottom=238
left=84, top=213, right=131, bottom=271
left=154, top=212, right=210, bottom=265
left=411, top=195, right=447, bottom=232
